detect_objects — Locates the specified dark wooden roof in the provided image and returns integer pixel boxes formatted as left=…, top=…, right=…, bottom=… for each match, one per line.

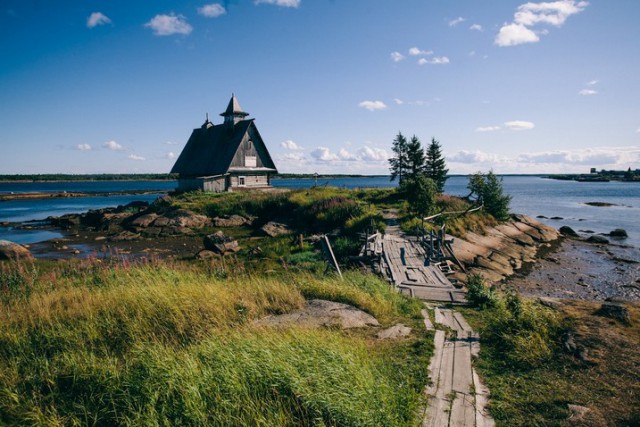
left=170, top=119, right=277, bottom=177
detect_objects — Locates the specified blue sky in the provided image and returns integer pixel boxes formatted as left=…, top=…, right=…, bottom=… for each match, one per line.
left=1, top=0, right=639, bottom=174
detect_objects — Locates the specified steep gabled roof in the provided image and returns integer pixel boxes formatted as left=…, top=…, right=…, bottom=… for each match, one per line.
left=170, top=120, right=277, bottom=177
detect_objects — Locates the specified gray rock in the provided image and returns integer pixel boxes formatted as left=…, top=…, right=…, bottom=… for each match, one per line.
left=377, top=324, right=412, bottom=339
left=261, top=221, right=292, bottom=237
left=0, top=239, right=33, bottom=261
left=567, top=404, right=590, bottom=423
left=163, top=209, right=211, bottom=228
left=587, top=235, right=609, bottom=244
left=130, top=213, right=159, bottom=228
left=214, top=215, right=247, bottom=227
left=204, top=231, right=240, bottom=254
left=108, top=231, right=141, bottom=242
left=255, top=299, right=380, bottom=330
left=608, top=228, right=628, bottom=238
left=559, top=226, right=579, bottom=237
left=195, top=249, right=218, bottom=260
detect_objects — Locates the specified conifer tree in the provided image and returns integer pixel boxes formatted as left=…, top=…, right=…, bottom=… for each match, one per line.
left=406, top=135, right=426, bottom=182
left=389, top=132, right=409, bottom=183
left=424, top=138, right=449, bottom=193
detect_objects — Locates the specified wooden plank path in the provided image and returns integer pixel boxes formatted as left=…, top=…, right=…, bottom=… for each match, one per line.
left=422, top=307, right=494, bottom=427
left=380, top=234, right=466, bottom=303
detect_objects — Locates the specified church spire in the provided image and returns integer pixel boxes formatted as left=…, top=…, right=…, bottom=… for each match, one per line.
left=220, top=93, right=249, bottom=126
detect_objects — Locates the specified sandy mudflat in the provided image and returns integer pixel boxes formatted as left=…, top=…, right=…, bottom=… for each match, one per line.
left=505, top=237, right=640, bottom=301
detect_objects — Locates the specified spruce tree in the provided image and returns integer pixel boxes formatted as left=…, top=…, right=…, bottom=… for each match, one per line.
left=482, top=171, right=512, bottom=221
left=424, top=138, right=449, bottom=193
left=406, top=135, right=426, bottom=181
left=389, top=132, right=409, bottom=183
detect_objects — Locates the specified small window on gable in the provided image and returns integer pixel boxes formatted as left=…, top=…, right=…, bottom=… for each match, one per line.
left=247, top=140, right=252, bottom=150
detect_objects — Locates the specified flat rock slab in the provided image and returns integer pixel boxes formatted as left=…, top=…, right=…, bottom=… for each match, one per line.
left=377, top=323, right=412, bottom=339
left=255, top=299, right=379, bottom=330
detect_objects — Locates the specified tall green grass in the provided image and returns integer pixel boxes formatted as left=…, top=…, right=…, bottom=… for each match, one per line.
left=0, top=260, right=430, bottom=426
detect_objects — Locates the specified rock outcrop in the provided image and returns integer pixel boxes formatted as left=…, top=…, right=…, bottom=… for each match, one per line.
left=261, top=221, right=291, bottom=237
left=0, top=240, right=33, bottom=261
left=450, top=214, right=560, bottom=283
left=203, top=231, right=240, bottom=254
left=255, top=299, right=380, bottom=330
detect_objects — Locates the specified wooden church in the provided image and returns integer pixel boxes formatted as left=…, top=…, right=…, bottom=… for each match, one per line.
left=171, top=95, right=278, bottom=192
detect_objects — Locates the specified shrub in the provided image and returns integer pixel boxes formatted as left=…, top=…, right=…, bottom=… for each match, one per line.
left=466, top=274, right=499, bottom=308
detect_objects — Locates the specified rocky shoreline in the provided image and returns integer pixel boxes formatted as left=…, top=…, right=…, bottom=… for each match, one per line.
left=2, top=200, right=638, bottom=302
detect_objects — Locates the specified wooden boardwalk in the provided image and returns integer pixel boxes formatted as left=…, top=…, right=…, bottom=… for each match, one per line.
left=379, top=234, right=466, bottom=303
left=422, top=307, right=494, bottom=427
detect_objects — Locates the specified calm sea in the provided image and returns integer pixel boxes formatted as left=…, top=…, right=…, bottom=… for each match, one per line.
left=1, top=177, right=638, bottom=247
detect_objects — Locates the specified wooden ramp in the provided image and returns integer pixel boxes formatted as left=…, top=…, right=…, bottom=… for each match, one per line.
left=380, top=234, right=466, bottom=303
left=422, top=307, right=494, bottom=427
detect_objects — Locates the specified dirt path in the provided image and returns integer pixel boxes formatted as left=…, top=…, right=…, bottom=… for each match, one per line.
left=422, top=306, right=494, bottom=427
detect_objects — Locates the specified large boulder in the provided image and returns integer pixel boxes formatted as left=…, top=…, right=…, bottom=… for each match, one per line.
left=164, top=209, right=211, bottom=228
left=0, top=240, right=33, bottom=261
left=203, top=231, right=240, bottom=254
left=608, top=228, right=628, bottom=238
left=214, top=215, right=247, bottom=227
left=261, top=221, right=292, bottom=237
left=130, top=213, right=159, bottom=228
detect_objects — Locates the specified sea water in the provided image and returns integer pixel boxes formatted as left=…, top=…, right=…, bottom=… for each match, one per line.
left=1, top=176, right=638, bottom=247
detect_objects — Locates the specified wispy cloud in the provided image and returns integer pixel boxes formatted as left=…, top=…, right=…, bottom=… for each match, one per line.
left=579, top=79, right=598, bottom=95
left=408, top=47, right=433, bottom=56
left=310, top=145, right=388, bottom=163
left=449, top=16, right=466, bottom=27
left=128, top=154, right=146, bottom=161
left=197, top=3, right=226, bottom=18
left=358, top=100, right=387, bottom=111
left=504, top=120, right=535, bottom=130
left=579, top=88, right=597, bottom=96
left=418, top=56, right=450, bottom=65
left=76, top=143, right=92, bottom=151
left=87, top=12, right=111, bottom=28
left=475, top=126, right=501, bottom=132
left=102, top=140, right=124, bottom=151
left=281, top=140, right=303, bottom=150
left=469, top=24, right=483, bottom=31
left=254, top=0, right=300, bottom=7
left=394, top=98, right=404, bottom=105
left=496, top=0, right=588, bottom=46
left=145, top=14, right=193, bottom=36
left=390, top=51, right=405, bottom=62
left=166, top=152, right=177, bottom=159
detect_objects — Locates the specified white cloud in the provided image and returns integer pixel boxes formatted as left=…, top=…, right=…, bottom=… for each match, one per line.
left=281, top=140, right=303, bottom=150
left=496, top=1, right=588, bottom=47
left=587, top=79, right=598, bottom=86
left=394, top=98, right=404, bottom=105
left=469, top=24, right=483, bottom=31
left=579, top=88, right=597, bottom=96
left=358, top=100, right=387, bottom=111
left=518, top=147, right=628, bottom=165
left=390, top=51, right=405, bottom=62
left=504, top=120, right=535, bottom=130
left=254, top=0, right=300, bottom=7
left=495, top=23, right=539, bottom=46
left=449, top=150, right=503, bottom=164
left=128, top=154, right=146, bottom=161
left=145, top=14, right=193, bottom=36
left=197, top=3, right=226, bottom=18
left=76, top=143, right=92, bottom=151
left=102, top=140, right=124, bottom=151
left=475, top=126, right=501, bottom=132
left=514, top=0, right=589, bottom=27
left=636, top=128, right=640, bottom=133
left=357, top=146, right=388, bottom=162
left=165, top=141, right=177, bottom=145
left=409, top=47, right=433, bottom=56
left=283, top=152, right=305, bottom=161
left=166, top=152, right=177, bottom=159
left=87, top=12, right=111, bottom=28
left=310, top=147, right=339, bottom=162
left=338, top=148, right=358, bottom=161
left=449, top=16, right=466, bottom=27
left=418, top=56, right=450, bottom=65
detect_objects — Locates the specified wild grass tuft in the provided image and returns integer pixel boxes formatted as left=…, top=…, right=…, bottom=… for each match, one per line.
left=0, top=259, right=430, bottom=426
